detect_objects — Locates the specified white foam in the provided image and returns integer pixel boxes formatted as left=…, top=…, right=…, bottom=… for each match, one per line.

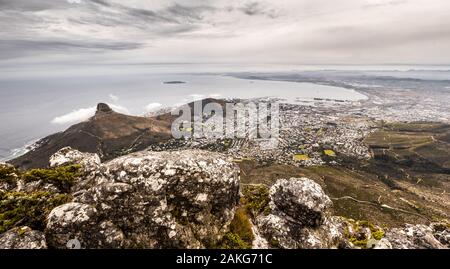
left=51, top=104, right=129, bottom=125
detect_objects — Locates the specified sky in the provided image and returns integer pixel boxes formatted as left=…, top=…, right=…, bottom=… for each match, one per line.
left=1, top=0, right=450, bottom=66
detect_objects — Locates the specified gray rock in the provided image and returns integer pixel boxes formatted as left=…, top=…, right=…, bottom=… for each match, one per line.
left=384, top=223, right=450, bottom=249
left=45, top=149, right=240, bottom=249
left=258, top=177, right=342, bottom=249
left=50, top=146, right=101, bottom=173
left=372, top=238, right=393, bottom=249
left=45, top=202, right=124, bottom=249
left=0, top=227, right=47, bottom=249
left=49, top=147, right=102, bottom=192
left=16, top=179, right=60, bottom=194
left=431, top=223, right=450, bottom=247
left=269, top=178, right=332, bottom=227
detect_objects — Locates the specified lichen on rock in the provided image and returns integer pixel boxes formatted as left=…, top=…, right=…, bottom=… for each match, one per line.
left=257, top=177, right=343, bottom=249
left=0, top=226, right=47, bottom=249
left=384, top=222, right=450, bottom=249
left=45, top=149, right=240, bottom=249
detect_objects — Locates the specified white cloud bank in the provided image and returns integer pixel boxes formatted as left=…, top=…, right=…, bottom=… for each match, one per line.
left=51, top=104, right=130, bottom=125
left=144, top=103, right=162, bottom=112
left=109, top=94, right=119, bottom=102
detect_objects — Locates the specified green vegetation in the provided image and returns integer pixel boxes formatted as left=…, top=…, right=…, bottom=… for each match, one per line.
left=343, top=219, right=385, bottom=249
left=215, top=207, right=255, bottom=249
left=0, top=191, right=70, bottom=233
left=22, top=165, right=81, bottom=192
left=241, top=185, right=271, bottom=216
left=0, top=164, right=80, bottom=233
left=219, top=232, right=250, bottom=249
left=0, top=164, right=19, bottom=184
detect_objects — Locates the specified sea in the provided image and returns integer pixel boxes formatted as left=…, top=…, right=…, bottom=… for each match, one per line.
left=0, top=64, right=449, bottom=161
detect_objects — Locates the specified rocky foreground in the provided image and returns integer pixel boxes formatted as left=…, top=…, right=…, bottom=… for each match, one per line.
left=0, top=147, right=449, bottom=249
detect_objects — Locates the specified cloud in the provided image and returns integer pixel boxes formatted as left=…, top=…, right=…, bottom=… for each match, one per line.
left=189, top=94, right=205, bottom=101
left=109, top=94, right=119, bottom=102
left=239, top=2, right=278, bottom=18
left=144, top=103, right=162, bottom=112
left=0, top=0, right=70, bottom=11
left=51, top=103, right=130, bottom=125
left=0, top=39, right=143, bottom=60
left=51, top=107, right=96, bottom=125
left=67, top=0, right=82, bottom=4
left=1, top=0, right=450, bottom=64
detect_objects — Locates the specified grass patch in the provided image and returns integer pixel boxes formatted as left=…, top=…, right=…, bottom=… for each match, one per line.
left=22, top=165, right=82, bottom=192
left=0, top=191, right=70, bottom=233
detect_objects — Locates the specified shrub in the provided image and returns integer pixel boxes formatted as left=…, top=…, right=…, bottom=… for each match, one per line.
left=0, top=164, right=19, bottom=184
left=0, top=191, right=70, bottom=233
left=241, top=185, right=271, bottom=216
left=22, top=165, right=81, bottom=192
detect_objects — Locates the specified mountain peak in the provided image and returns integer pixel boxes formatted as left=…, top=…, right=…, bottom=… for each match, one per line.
left=96, top=103, right=113, bottom=114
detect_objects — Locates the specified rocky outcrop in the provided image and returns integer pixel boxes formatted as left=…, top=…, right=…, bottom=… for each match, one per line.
left=0, top=227, right=47, bottom=249
left=257, top=178, right=343, bottom=249
left=254, top=177, right=450, bottom=249
left=2, top=147, right=449, bottom=249
left=45, top=148, right=240, bottom=249
left=384, top=223, right=450, bottom=249
left=49, top=146, right=101, bottom=172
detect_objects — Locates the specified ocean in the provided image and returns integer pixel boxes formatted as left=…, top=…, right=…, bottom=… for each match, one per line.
left=0, top=64, right=449, bottom=161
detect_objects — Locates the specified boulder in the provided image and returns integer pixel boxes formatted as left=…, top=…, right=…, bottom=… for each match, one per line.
left=258, top=177, right=342, bottom=249
left=46, top=202, right=124, bottom=249
left=269, top=178, right=332, bottom=227
left=0, top=227, right=47, bottom=249
left=49, top=147, right=101, bottom=173
left=384, top=223, right=450, bottom=249
left=45, top=149, right=240, bottom=249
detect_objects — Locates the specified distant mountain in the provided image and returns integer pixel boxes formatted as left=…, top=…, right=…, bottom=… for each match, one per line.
left=9, top=103, right=173, bottom=169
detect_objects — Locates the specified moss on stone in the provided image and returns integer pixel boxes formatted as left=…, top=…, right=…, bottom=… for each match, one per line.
left=219, top=232, right=251, bottom=249
left=214, top=207, right=255, bottom=249
left=343, top=219, right=385, bottom=249
left=0, top=191, right=70, bottom=233
left=241, top=184, right=271, bottom=217
left=22, top=165, right=81, bottom=192
left=229, top=207, right=254, bottom=244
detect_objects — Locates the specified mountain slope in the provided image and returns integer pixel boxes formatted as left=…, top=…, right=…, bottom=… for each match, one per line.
left=10, top=103, right=172, bottom=169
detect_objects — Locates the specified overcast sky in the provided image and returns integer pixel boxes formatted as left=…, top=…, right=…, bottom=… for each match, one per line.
left=1, top=0, right=450, bottom=65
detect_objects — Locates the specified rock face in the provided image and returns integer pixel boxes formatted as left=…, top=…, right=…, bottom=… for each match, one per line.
left=49, top=146, right=101, bottom=171
left=45, top=148, right=240, bottom=249
left=257, top=177, right=343, bottom=249
left=0, top=227, right=47, bottom=249
left=384, top=223, right=450, bottom=249
left=2, top=147, right=449, bottom=249
left=269, top=178, right=332, bottom=227
left=96, top=103, right=113, bottom=114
